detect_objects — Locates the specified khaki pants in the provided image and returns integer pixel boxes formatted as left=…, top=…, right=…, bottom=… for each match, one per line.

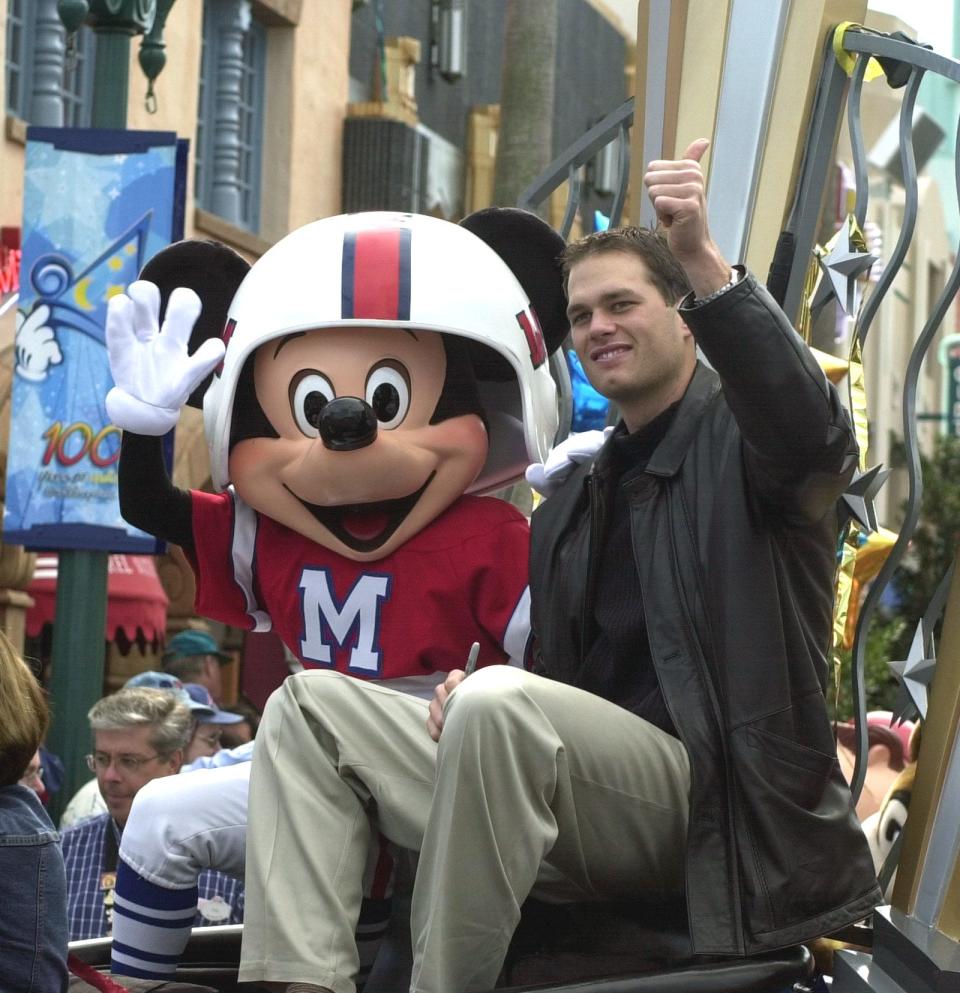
left=239, top=666, right=690, bottom=993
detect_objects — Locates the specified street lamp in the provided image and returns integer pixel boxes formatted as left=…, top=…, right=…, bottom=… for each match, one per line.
left=45, top=0, right=178, bottom=822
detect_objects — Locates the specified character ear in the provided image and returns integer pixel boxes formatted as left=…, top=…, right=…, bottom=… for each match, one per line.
left=139, top=240, right=250, bottom=409
left=459, top=207, right=568, bottom=357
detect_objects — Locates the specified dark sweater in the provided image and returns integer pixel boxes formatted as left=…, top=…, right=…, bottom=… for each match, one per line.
left=579, top=405, right=679, bottom=737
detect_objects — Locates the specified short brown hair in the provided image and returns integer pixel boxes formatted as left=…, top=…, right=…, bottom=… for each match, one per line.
left=561, top=227, right=692, bottom=304
left=0, top=634, right=49, bottom=787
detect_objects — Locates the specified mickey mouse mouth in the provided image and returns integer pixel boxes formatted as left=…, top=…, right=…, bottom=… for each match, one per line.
left=284, top=472, right=436, bottom=553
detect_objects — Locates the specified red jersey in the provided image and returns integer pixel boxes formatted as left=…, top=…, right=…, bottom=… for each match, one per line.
left=188, top=492, right=530, bottom=692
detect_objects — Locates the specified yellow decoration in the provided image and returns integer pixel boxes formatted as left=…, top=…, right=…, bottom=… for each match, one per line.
left=812, top=347, right=849, bottom=385
left=797, top=244, right=822, bottom=345
left=833, top=523, right=861, bottom=688
left=832, top=22, right=886, bottom=82
left=815, top=216, right=874, bottom=686
left=847, top=337, right=868, bottom=471
left=843, top=527, right=898, bottom=650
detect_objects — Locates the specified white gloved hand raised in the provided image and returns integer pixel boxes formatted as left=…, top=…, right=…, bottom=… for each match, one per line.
left=525, top=426, right=613, bottom=498
left=105, top=280, right=226, bottom=435
left=15, top=304, right=62, bottom=382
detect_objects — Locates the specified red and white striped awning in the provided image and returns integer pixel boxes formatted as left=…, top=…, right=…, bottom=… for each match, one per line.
left=27, top=553, right=169, bottom=644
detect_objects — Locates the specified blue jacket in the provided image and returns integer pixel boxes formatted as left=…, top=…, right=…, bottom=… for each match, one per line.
left=0, top=785, right=68, bottom=993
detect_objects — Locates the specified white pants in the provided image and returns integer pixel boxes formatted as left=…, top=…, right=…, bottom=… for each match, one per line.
left=239, top=665, right=691, bottom=993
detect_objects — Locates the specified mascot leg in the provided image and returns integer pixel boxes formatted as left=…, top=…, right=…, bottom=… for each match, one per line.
left=110, top=762, right=250, bottom=978
left=109, top=760, right=394, bottom=983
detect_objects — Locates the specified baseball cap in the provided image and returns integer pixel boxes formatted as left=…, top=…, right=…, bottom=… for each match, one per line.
left=182, top=684, right=245, bottom=725
left=162, top=630, right=231, bottom=667
left=123, top=670, right=216, bottom=719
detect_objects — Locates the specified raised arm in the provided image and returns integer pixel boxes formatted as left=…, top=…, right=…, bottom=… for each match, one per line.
left=645, top=139, right=857, bottom=521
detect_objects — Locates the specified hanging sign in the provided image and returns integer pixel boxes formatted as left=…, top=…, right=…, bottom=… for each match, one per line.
left=4, top=127, right=186, bottom=552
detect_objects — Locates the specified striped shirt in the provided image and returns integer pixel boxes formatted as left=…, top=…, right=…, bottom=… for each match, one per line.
left=61, top=813, right=244, bottom=941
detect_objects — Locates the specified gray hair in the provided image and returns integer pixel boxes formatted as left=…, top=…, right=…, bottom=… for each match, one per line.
left=88, top=687, right=192, bottom=756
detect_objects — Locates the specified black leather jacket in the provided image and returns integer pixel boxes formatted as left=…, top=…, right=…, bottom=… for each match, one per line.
left=529, top=272, right=881, bottom=955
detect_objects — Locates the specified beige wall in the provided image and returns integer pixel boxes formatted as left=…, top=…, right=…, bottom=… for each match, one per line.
left=0, top=1, right=351, bottom=260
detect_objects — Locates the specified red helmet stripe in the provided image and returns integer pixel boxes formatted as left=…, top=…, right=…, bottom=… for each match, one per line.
left=341, top=226, right=412, bottom=321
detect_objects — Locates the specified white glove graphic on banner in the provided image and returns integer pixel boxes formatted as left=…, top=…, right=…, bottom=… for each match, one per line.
left=15, top=304, right=62, bottom=382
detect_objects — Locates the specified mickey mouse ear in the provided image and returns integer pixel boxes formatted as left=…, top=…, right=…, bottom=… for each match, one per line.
left=459, top=207, right=568, bottom=356
left=139, top=240, right=250, bottom=409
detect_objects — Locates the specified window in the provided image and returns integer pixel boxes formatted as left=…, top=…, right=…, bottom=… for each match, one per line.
left=61, top=25, right=96, bottom=127
left=195, top=0, right=266, bottom=232
left=4, top=0, right=27, bottom=116
left=5, top=0, right=96, bottom=124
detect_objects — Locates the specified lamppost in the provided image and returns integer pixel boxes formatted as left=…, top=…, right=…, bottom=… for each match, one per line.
left=47, top=0, right=178, bottom=821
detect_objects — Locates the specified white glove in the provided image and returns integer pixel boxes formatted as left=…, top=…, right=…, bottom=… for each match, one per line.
left=105, top=280, right=225, bottom=435
left=525, top=426, right=613, bottom=498
left=15, top=304, right=62, bottom=382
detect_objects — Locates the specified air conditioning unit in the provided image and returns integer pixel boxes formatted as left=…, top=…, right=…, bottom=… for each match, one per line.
left=342, top=117, right=429, bottom=213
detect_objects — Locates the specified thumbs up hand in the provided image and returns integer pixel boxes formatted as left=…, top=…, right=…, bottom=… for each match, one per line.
left=644, top=139, right=732, bottom=298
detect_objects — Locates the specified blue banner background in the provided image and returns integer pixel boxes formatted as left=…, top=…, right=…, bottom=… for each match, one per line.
left=4, top=128, right=183, bottom=552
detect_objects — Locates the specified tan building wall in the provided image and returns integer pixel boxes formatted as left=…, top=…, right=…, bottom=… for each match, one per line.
left=0, top=1, right=351, bottom=336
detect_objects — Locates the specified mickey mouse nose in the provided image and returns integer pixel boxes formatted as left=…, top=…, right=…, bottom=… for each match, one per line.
left=319, top=397, right=378, bottom=452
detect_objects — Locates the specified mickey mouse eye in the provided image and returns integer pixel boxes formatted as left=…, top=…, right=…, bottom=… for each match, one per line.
left=365, top=362, right=410, bottom=430
left=290, top=371, right=335, bottom=437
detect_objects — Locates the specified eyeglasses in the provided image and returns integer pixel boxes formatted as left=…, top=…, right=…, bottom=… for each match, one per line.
left=193, top=731, right=222, bottom=748
left=85, top=751, right=164, bottom=774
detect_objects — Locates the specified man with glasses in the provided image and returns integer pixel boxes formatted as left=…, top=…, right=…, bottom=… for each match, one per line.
left=60, top=686, right=244, bottom=941
left=59, top=669, right=241, bottom=827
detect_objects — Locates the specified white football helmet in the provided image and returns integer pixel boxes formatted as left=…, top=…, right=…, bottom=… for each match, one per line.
left=203, top=211, right=561, bottom=494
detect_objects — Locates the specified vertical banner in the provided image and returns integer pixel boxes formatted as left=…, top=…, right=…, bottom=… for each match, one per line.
left=3, top=128, right=186, bottom=552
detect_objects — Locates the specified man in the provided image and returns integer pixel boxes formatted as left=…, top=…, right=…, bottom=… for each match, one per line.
left=60, top=686, right=244, bottom=942
left=59, top=669, right=238, bottom=827
left=237, top=140, right=880, bottom=993
left=162, top=629, right=231, bottom=705
left=182, top=682, right=246, bottom=763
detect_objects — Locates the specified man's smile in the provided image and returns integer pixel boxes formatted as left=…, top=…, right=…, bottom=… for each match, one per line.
left=283, top=472, right=436, bottom=553
left=590, top=343, right=632, bottom=363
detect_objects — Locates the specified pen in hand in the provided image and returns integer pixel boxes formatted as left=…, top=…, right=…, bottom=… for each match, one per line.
left=463, top=641, right=480, bottom=677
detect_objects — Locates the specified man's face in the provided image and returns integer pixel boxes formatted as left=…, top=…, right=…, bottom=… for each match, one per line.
left=566, top=250, right=695, bottom=430
left=92, top=725, right=180, bottom=828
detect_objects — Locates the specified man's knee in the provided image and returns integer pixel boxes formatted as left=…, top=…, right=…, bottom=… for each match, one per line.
left=442, top=665, right=537, bottom=741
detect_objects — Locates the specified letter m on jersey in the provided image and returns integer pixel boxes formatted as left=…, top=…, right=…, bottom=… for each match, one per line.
left=299, top=569, right=391, bottom=674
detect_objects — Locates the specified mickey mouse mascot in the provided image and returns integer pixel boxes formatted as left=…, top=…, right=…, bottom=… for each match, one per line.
left=104, top=209, right=568, bottom=981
